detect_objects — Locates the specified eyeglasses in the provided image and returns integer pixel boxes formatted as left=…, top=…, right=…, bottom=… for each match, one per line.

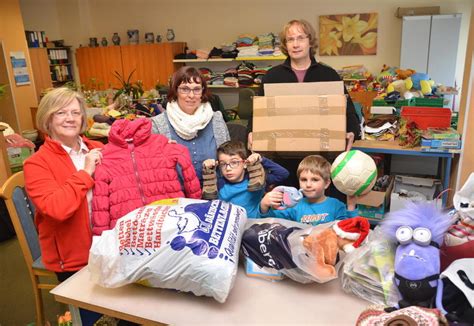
left=286, top=35, right=309, bottom=44
left=178, top=87, right=203, bottom=95
left=218, top=160, right=244, bottom=169
left=54, top=110, right=82, bottom=119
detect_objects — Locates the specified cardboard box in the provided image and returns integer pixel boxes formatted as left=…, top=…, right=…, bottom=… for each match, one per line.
left=420, top=138, right=461, bottom=149
left=356, top=176, right=394, bottom=222
left=7, top=147, right=34, bottom=167
left=253, top=82, right=347, bottom=153
left=396, top=6, right=440, bottom=18
left=390, top=175, right=442, bottom=212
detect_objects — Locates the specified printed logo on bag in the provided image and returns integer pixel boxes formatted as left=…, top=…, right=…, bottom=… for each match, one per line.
left=167, top=200, right=243, bottom=262
left=117, top=201, right=244, bottom=263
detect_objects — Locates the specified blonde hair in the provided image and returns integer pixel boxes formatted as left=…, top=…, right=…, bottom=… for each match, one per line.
left=36, top=87, right=88, bottom=135
left=297, top=155, right=331, bottom=182
left=280, top=19, right=318, bottom=57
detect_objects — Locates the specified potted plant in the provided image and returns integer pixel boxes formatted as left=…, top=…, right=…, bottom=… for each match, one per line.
left=113, top=69, right=144, bottom=101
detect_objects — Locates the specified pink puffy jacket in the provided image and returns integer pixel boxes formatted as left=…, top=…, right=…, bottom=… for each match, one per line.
left=92, top=118, right=201, bottom=235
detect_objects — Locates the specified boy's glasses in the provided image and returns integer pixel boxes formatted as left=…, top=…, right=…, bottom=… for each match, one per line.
left=218, top=160, right=244, bottom=169
left=178, top=87, right=203, bottom=95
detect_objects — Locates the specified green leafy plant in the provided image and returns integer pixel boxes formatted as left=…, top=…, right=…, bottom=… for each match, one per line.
left=0, top=84, right=8, bottom=100
left=63, top=81, right=79, bottom=91
left=113, top=69, right=144, bottom=100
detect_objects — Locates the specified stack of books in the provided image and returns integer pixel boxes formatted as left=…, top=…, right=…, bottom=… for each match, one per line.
left=420, top=127, right=462, bottom=153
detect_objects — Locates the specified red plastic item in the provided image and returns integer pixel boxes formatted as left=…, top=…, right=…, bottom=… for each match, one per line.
left=400, top=106, right=451, bottom=130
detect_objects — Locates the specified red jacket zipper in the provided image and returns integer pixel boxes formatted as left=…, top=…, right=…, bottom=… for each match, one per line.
left=128, top=140, right=147, bottom=205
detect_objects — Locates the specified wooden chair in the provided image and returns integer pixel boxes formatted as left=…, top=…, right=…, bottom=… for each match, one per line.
left=0, top=171, right=57, bottom=326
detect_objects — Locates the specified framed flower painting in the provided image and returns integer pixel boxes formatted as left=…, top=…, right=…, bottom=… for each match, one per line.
left=319, top=13, right=378, bottom=56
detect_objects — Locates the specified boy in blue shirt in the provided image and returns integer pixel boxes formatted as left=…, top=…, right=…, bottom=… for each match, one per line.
left=202, top=140, right=289, bottom=218
left=260, top=155, right=358, bottom=225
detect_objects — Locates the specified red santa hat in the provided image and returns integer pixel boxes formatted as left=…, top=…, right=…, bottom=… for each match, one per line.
left=333, top=217, right=370, bottom=253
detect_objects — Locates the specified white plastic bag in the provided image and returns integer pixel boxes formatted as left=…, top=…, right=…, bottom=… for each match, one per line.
left=88, top=199, right=247, bottom=303
left=453, top=172, right=474, bottom=218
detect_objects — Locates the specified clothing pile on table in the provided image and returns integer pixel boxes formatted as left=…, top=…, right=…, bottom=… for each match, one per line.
left=363, top=114, right=399, bottom=141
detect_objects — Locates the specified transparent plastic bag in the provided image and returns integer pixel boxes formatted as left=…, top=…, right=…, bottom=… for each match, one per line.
left=241, top=218, right=348, bottom=283
left=341, top=226, right=400, bottom=306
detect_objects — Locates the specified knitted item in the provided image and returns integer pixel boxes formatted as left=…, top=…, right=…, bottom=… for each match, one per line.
left=246, top=161, right=265, bottom=192
left=356, top=304, right=448, bottom=326
left=202, top=165, right=218, bottom=200
left=166, top=101, right=214, bottom=140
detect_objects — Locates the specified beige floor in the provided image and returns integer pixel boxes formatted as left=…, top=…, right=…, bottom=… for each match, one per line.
left=0, top=237, right=65, bottom=325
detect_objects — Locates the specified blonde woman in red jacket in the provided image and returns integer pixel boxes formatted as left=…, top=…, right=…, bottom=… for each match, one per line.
left=24, top=88, right=103, bottom=282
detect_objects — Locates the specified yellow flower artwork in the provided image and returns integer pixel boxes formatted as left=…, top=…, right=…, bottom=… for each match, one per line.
left=319, top=13, right=378, bottom=56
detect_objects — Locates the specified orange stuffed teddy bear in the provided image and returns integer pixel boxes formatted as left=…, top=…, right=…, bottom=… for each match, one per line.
left=303, top=217, right=370, bottom=279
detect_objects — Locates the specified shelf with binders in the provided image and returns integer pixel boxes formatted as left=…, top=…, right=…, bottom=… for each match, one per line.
left=47, top=47, right=74, bottom=85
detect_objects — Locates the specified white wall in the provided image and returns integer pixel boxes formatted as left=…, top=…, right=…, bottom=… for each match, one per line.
left=19, top=0, right=472, bottom=90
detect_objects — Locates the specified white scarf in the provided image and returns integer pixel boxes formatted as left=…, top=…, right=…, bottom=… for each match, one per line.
left=166, top=101, right=214, bottom=140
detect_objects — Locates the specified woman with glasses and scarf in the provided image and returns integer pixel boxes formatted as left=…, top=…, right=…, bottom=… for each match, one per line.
left=151, top=66, right=230, bottom=182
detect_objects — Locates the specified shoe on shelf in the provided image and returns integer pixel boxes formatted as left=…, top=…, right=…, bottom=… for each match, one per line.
left=247, top=161, right=265, bottom=192
left=202, top=165, right=218, bottom=200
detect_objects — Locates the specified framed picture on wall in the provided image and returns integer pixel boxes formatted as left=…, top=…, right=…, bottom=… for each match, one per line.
left=319, top=13, right=378, bottom=56
left=10, top=51, right=30, bottom=86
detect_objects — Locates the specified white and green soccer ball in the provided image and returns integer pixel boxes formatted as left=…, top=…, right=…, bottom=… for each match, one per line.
left=331, top=150, right=377, bottom=196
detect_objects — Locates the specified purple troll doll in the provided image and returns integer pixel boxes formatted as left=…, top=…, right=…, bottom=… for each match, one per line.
left=381, top=202, right=453, bottom=313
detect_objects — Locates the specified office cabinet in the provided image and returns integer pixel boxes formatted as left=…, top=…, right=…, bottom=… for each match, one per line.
left=76, top=42, right=186, bottom=90
left=400, top=14, right=461, bottom=87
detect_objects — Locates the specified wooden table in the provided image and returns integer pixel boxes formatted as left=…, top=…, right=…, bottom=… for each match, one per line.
left=51, top=267, right=369, bottom=325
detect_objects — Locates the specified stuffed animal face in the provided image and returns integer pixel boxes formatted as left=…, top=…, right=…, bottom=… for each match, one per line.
left=395, top=242, right=440, bottom=280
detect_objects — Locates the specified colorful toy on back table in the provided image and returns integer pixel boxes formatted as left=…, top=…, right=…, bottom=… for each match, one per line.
left=381, top=202, right=452, bottom=313
left=377, top=64, right=397, bottom=88
left=260, top=155, right=358, bottom=225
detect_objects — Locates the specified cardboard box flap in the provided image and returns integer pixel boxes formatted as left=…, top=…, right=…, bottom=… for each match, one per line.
left=356, top=191, right=385, bottom=207
left=264, top=81, right=344, bottom=96
left=356, top=176, right=394, bottom=207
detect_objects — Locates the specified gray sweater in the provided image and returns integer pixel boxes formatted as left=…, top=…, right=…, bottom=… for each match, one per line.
left=150, top=111, right=230, bottom=146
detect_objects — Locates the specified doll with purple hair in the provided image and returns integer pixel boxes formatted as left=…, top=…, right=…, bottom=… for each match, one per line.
left=381, top=202, right=453, bottom=313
